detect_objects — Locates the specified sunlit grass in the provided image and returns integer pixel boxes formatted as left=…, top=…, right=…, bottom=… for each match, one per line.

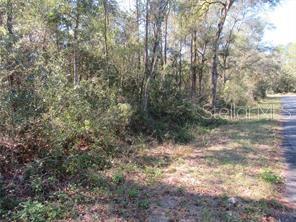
left=51, top=96, right=291, bottom=221
left=109, top=95, right=288, bottom=220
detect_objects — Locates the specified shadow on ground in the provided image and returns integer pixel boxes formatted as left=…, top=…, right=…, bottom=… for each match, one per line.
left=73, top=176, right=296, bottom=222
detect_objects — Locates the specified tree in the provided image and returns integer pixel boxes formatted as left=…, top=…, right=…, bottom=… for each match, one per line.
left=210, top=0, right=235, bottom=109
left=142, top=0, right=169, bottom=112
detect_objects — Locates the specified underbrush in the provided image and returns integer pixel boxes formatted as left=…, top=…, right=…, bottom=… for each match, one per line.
left=0, top=63, right=234, bottom=222
left=0, top=75, right=226, bottom=221
left=131, top=101, right=226, bottom=144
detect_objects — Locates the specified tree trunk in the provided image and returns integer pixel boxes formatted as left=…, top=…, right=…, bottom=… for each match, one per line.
left=103, top=0, right=109, bottom=58
left=143, top=0, right=150, bottom=112
left=211, top=0, right=234, bottom=109
left=222, top=18, right=238, bottom=84
left=6, top=0, right=15, bottom=138
left=178, top=39, right=182, bottom=89
left=164, top=10, right=168, bottom=65
left=211, top=52, right=218, bottom=108
left=198, top=42, right=208, bottom=96
left=143, top=0, right=168, bottom=112
left=136, top=0, right=141, bottom=70
left=55, top=23, right=60, bottom=50
left=6, top=0, right=13, bottom=36
left=223, top=56, right=227, bottom=84
left=191, top=31, right=197, bottom=98
left=73, top=4, right=80, bottom=86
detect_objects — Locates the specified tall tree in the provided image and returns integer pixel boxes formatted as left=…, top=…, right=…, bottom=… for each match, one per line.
left=73, top=0, right=81, bottom=86
left=210, top=0, right=235, bottom=109
left=103, top=0, right=109, bottom=58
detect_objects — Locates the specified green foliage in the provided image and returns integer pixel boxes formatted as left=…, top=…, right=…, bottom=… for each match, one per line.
left=260, top=169, right=282, bottom=184
left=223, top=76, right=254, bottom=106
left=0, top=0, right=288, bottom=220
left=112, top=171, right=125, bottom=185
left=138, top=199, right=150, bottom=209
left=14, top=200, right=62, bottom=222
left=65, top=152, right=110, bottom=175
left=1, top=176, right=20, bottom=217
left=30, top=176, right=44, bottom=195
left=128, top=187, right=140, bottom=199
left=272, top=43, right=296, bottom=93
left=45, top=78, right=133, bottom=149
left=77, top=171, right=110, bottom=190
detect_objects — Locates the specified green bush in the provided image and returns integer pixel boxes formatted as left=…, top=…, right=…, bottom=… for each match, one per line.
left=223, top=78, right=253, bottom=106
left=14, top=200, right=62, bottom=222
left=39, top=76, right=133, bottom=174
left=260, top=169, right=282, bottom=184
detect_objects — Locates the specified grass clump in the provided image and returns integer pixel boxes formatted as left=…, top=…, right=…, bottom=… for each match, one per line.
left=128, top=187, right=140, bottom=199
left=112, top=171, right=125, bottom=185
left=138, top=199, right=150, bottom=209
left=260, top=169, right=282, bottom=184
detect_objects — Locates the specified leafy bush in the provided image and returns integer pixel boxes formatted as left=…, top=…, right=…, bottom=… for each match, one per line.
left=14, top=200, right=62, bottom=222
left=129, top=75, right=206, bottom=143
left=38, top=75, right=133, bottom=174
left=223, top=78, right=253, bottom=106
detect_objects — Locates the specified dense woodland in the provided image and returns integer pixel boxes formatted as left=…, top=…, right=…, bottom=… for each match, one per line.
left=0, top=0, right=296, bottom=221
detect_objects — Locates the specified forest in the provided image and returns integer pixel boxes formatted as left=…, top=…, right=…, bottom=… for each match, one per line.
left=1, top=0, right=296, bottom=221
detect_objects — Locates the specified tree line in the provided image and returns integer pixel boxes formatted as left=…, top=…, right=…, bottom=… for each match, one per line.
left=1, top=0, right=292, bottom=219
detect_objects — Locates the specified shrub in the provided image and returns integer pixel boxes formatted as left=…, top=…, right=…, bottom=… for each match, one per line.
left=14, top=200, right=62, bottom=222
left=223, top=78, right=253, bottom=106
left=40, top=76, right=133, bottom=174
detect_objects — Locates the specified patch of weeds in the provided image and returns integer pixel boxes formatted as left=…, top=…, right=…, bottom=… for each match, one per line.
left=72, top=193, right=95, bottom=205
left=0, top=196, right=19, bottom=218
left=50, top=191, right=71, bottom=203
left=13, top=200, right=63, bottom=222
left=0, top=179, right=20, bottom=217
left=115, top=186, right=125, bottom=196
left=128, top=187, right=139, bottom=199
left=118, top=199, right=129, bottom=208
left=80, top=171, right=109, bottom=189
left=260, top=169, right=282, bottom=184
left=221, top=211, right=241, bottom=222
left=138, top=199, right=150, bottom=209
left=268, top=198, right=287, bottom=210
left=143, top=167, right=162, bottom=184
left=31, top=176, right=44, bottom=195
left=243, top=205, right=258, bottom=214
left=123, top=163, right=140, bottom=173
left=173, top=127, right=193, bottom=144
left=112, top=171, right=125, bottom=185
left=201, top=208, right=215, bottom=222
left=137, top=155, right=169, bottom=168
left=92, top=186, right=111, bottom=196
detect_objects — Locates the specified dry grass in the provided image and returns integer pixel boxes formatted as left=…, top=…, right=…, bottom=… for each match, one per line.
left=63, top=96, right=295, bottom=221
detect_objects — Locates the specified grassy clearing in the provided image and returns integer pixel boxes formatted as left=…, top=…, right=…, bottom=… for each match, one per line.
left=104, top=96, right=292, bottom=221
left=4, top=96, right=293, bottom=221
